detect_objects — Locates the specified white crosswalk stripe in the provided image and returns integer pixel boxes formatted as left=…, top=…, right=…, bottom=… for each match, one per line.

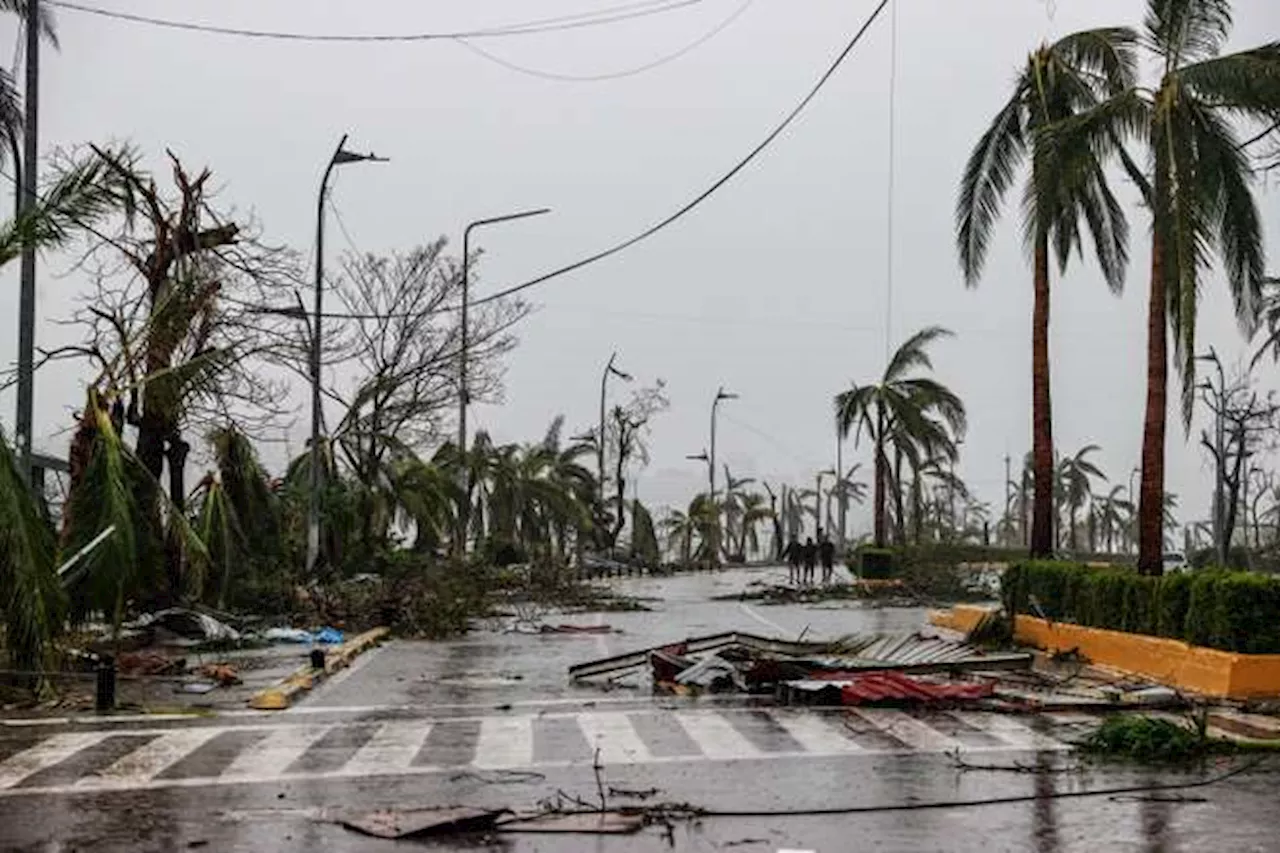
left=675, top=711, right=761, bottom=760
left=221, top=725, right=331, bottom=781
left=77, top=728, right=221, bottom=790
left=849, top=709, right=965, bottom=752
left=473, top=717, right=533, bottom=769
left=0, top=732, right=109, bottom=789
left=769, top=711, right=865, bottom=754
left=0, top=709, right=1077, bottom=795
left=343, top=721, right=432, bottom=775
left=576, top=713, right=651, bottom=764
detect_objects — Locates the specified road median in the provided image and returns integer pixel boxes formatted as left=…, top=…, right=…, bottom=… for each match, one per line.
left=249, top=627, right=389, bottom=710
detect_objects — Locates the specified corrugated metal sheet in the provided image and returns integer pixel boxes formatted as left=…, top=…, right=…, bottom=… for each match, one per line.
left=785, top=671, right=996, bottom=706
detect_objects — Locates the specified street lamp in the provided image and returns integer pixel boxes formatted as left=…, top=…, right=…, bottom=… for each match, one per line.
left=709, top=387, right=738, bottom=505
left=598, top=352, right=633, bottom=499
left=456, top=206, right=551, bottom=554
left=687, top=451, right=711, bottom=491
left=307, top=134, right=387, bottom=576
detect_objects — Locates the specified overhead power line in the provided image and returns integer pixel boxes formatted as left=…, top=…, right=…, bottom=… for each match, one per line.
left=255, top=0, right=892, bottom=323
left=470, top=0, right=891, bottom=309
left=45, top=0, right=707, bottom=43
left=455, top=0, right=755, bottom=83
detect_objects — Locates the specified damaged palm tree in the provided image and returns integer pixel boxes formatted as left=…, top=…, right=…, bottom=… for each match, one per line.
left=45, top=148, right=296, bottom=602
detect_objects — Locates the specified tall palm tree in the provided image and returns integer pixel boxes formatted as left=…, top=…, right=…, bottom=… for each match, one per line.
left=1056, top=445, right=1106, bottom=551
left=956, top=28, right=1137, bottom=558
left=1058, top=2, right=1280, bottom=572
left=835, top=326, right=966, bottom=548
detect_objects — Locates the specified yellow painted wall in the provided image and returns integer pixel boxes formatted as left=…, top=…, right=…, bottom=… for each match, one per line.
left=1013, top=615, right=1280, bottom=700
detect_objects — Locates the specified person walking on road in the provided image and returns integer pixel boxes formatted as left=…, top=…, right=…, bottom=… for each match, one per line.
left=819, top=532, right=836, bottom=586
left=801, top=537, right=817, bottom=585
left=783, top=536, right=802, bottom=585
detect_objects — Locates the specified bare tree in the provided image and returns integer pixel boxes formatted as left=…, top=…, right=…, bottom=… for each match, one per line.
left=1199, top=356, right=1280, bottom=560
left=597, top=381, right=668, bottom=551
left=330, top=242, right=528, bottom=485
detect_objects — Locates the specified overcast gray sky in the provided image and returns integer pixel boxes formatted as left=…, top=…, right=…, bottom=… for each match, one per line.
left=2, top=0, right=1279, bottom=534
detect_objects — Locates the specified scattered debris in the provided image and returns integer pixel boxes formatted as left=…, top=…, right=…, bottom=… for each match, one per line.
left=180, top=682, right=216, bottom=695
left=571, top=630, right=1031, bottom=701
left=132, top=609, right=241, bottom=646
left=1081, top=714, right=1226, bottom=762
left=780, top=670, right=997, bottom=706
left=339, top=807, right=506, bottom=839
left=117, top=650, right=184, bottom=677
left=195, top=664, right=241, bottom=686
left=263, top=628, right=313, bottom=644
left=497, top=812, right=644, bottom=835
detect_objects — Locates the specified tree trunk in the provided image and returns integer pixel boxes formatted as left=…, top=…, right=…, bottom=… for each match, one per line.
left=892, top=450, right=907, bottom=545
left=873, top=409, right=887, bottom=548
left=1138, top=230, right=1167, bottom=576
left=1030, top=233, right=1055, bottom=558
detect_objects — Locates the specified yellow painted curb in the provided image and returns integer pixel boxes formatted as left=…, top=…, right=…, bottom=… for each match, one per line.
left=928, top=604, right=996, bottom=635
left=248, top=627, right=390, bottom=711
left=930, top=606, right=1280, bottom=700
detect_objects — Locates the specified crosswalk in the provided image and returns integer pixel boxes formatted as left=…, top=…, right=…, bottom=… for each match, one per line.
left=0, top=708, right=1071, bottom=796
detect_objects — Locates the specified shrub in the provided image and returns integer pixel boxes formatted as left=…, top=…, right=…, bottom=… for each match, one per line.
left=1003, top=561, right=1280, bottom=654
left=859, top=548, right=894, bottom=579
left=1081, top=715, right=1217, bottom=762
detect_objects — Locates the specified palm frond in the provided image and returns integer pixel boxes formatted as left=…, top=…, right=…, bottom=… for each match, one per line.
left=0, top=1, right=59, bottom=48
left=956, top=91, right=1027, bottom=284
left=0, top=426, right=63, bottom=673
left=1144, top=0, right=1232, bottom=68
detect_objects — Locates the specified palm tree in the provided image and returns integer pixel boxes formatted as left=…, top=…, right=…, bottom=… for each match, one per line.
left=835, top=326, right=966, bottom=548
left=1056, top=445, right=1107, bottom=551
left=733, top=492, right=773, bottom=559
left=1058, top=2, right=1280, bottom=573
left=1095, top=484, right=1132, bottom=554
left=956, top=27, right=1137, bottom=559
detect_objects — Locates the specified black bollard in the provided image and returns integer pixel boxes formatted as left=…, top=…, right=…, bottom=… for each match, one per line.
left=309, top=648, right=327, bottom=670
left=95, top=655, right=116, bottom=713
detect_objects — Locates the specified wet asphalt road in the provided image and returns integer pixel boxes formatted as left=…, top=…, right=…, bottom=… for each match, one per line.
left=1, top=566, right=1277, bottom=852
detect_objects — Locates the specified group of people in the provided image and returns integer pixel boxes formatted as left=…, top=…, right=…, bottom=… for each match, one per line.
left=783, top=529, right=836, bottom=586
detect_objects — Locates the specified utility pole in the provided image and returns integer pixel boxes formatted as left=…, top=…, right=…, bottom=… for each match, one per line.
left=1004, top=453, right=1011, bottom=545
left=15, top=0, right=41, bottom=482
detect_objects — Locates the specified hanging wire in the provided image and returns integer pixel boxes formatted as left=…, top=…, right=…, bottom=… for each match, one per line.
left=453, top=0, right=755, bottom=83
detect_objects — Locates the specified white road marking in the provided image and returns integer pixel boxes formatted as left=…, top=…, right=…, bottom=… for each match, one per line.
left=851, top=709, right=964, bottom=752
left=575, top=713, right=651, bottom=765
left=768, top=712, right=864, bottom=754
left=77, top=728, right=221, bottom=790
left=473, top=717, right=534, bottom=769
left=342, top=722, right=431, bottom=774
left=220, top=725, right=331, bottom=781
left=0, top=732, right=109, bottom=789
left=952, top=712, right=1071, bottom=751
left=676, top=711, right=760, bottom=760
left=737, top=602, right=792, bottom=636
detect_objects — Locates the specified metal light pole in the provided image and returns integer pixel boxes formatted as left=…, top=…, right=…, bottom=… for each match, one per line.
left=14, top=0, right=41, bottom=482
left=306, top=134, right=387, bottom=576
left=597, top=352, right=632, bottom=499
left=708, top=387, right=738, bottom=506
left=455, top=207, right=550, bottom=555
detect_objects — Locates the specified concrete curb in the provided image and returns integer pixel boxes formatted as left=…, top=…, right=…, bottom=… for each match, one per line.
left=249, top=627, right=390, bottom=711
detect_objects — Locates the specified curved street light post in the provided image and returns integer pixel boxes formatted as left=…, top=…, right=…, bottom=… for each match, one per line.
left=307, top=134, right=387, bottom=576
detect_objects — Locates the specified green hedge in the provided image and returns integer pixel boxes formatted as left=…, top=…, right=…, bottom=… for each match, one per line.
left=1001, top=561, right=1280, bottom=654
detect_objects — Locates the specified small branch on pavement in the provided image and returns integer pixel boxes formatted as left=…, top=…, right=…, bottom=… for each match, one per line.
left=593, top=746, right=607, bottom=812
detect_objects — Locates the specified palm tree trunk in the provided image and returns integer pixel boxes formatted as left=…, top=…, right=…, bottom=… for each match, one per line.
left=1138, top=230, right=1167, bottom=576
left=873, top=409, right=888, bottom=548
left=892, top=450, right=907, bottom=545
left=1030, top=232, right=1055, bottom=558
